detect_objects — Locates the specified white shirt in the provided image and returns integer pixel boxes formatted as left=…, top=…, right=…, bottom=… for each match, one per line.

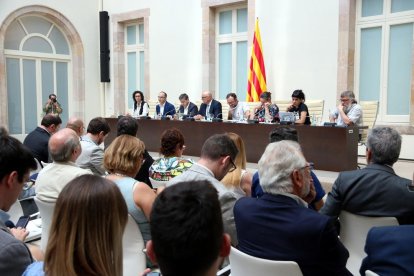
left=132, top=102, right=149, bottom=117
left=229, top=102, right=248, bottom=121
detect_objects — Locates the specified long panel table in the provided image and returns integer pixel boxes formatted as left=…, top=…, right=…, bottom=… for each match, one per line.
left=104, top=118, right=360, bottom=172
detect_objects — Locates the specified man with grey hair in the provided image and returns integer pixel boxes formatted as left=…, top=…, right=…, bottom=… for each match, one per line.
left=35, top=128, right=92, bottom=202
left=321, top=126, right=414, bottom=224
left=235, top=140, right=351, bottom=275
left=329, top=90, right=363, bottom=126
left=168, top=134, right=239, bottom=245
left=194, top=91, right=223, bottom=120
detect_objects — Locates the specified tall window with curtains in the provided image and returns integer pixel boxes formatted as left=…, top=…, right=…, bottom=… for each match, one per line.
left=356, top=0, right=414, bottom=123
left=4, top=15, right=71, bottom=134
left=216, top=6, right=248, bottom=100
left=125, top=22, right=145, bottom=111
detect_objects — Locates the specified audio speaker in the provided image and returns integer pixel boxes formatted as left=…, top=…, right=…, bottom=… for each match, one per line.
left=99, top=11, right=110, bottom=82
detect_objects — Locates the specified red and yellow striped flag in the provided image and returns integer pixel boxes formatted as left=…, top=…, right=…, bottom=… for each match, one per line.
left=246, top=18, right=267, bottom=102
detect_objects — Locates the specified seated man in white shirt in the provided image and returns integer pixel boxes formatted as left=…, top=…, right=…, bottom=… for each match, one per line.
left=226, top=93, right=250, bottom=121
left=329, top=91, right=363, bottom=127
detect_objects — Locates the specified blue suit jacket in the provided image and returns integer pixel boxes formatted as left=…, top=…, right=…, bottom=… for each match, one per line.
left=156, top=101, right=176, bottom=117
left=235, top=194, right=351, bottom=276
left=360, top=225, right=414, bottom=276
left=178, top=102, right=198, bottom=117
left=198, top=99, right=222, bottom=119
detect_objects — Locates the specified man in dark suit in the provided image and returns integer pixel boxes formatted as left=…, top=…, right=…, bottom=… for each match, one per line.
left=360, top=225, right=414, bottom=275
left=178, top=93, right=198, bottom=118
left=156, top=91, right=176, bottom=118
left=195, top=91, right=222, bottom=120
left=23, top=114, right=62, bottom=163
left=235, top=140, right=351, bottom=276
left=320, top=126, right=414, bottom=224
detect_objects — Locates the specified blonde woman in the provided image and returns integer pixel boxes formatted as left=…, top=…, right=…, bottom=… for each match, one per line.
left=221, top=132, right=253, bottom=197
left=104, top=135, right=157, bottom=244
left=23, top=175, right=128, bottom=276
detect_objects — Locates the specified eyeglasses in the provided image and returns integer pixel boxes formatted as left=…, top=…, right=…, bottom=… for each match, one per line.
left=340, top=98, right=350, bottom=102
left=299, top=162, right=314, bottom=172
left=158, top=96, right=166, bottom=99
left=228, top=158, right=237, bottom=172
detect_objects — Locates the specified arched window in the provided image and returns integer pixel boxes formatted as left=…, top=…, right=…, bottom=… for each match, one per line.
left=4, top=15, right=71, bottom=134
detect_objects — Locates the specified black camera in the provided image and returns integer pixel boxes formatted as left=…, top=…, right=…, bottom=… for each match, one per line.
left=52, top=98, right=57, bottom=103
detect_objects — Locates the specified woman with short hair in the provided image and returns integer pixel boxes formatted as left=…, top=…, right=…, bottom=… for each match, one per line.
left=287, top=89, right=311, bottom=125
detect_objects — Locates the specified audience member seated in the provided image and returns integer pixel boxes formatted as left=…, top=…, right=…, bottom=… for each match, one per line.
left=235, top=140, right=351, bottom=276
left=35, top=128, right=92, bottom=202
left=0, top=127, right=38, bottom=276
left=104, top=135, right=157, bottom=244
left=76, top=117, right=110, bottom=175
left=360, top=225, right=414, bottom=276
left=251, top=127, right=325, bottom=211
left=23, top=175, right=128, bottom=276
left=117, top=116, right=154, bottom=187
left=156, top=91, right=176, bottom=118
left=131, top=90, right=149, bottom=118
left=178, top=93, right=198, bottom=118
left=287, top=89, right=311, bottom=125
left=250, top=91, right=279, bottom=122
left=145, top=180, right=230, bottom=276
left=23, top=114, right=62, bottom=164
left=226, top=93, right=250, bottom=121
left=194, top=91, right=223, bottom=120
left=168, top=134, right=239, bottom=245
left=320, top=126, right=414, bottom=224
left=149, top=128, right=194, bottom=181
left=329, top=90, right=363, bottom=127
left=221, top=132, right=252, bottom=197
left=65, top=117, right=85, bottom=137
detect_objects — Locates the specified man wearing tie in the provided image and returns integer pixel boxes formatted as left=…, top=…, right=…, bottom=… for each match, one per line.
left=156, top=91, right=176, bottom=118
left=195, top=91, right=222, bottom=120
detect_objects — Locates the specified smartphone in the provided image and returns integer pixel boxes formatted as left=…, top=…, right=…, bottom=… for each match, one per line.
left=15, top=216, right=30, bottom=228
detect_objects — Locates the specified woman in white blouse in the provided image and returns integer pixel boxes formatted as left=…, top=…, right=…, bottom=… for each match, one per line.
left=132, top=90, right=149, bottom=117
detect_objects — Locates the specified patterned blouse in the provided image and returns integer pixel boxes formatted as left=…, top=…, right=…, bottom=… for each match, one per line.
left=149, top=156, right=194, bottom=181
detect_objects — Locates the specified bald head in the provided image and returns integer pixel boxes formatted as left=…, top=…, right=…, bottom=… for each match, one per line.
left=66, top=117, right=84, bottom=136
left=202, top=91, right=213, bottom=104
left=49, top=128, right=81, bottom=162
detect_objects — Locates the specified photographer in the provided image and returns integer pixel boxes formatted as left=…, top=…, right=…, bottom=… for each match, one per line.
left=43, top=93, right=63, bottom=116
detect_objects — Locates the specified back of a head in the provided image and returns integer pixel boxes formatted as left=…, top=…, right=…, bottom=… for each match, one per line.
left=259, top=140, right=306, bottom=195
left=160, top=128, right=185, bottom=156
left=0, top=127, right=36, bottom=183
left=150, top=181, right=223, bottom=276
left=117, top=116, right=138, bottom=136
left=200, top=134, right=238, bottom=162
left=269, top=127, right=299, bottom=143
left=66, top=117, right=83, bottom=133
left=104, top=135, right=145, bottom=175
left=41, top=114, right=62, bottom=128
left=49, top=128, right=80, bottom=162
left=226, top=132, right=246, bottom=169
left=45, top=174, right=128, bottom=276
left=367, top=126, right=401, bottom=166
left=87, top=117, right=110, bottom=135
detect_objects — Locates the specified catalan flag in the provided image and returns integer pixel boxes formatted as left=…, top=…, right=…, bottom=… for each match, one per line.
left=246, top=18, right=267, bottom=102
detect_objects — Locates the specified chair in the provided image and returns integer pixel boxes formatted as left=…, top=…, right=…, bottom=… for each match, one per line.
left=149, top=177, right=168, bottom=189
left=219, top=100, right=230, bottom=120
left=274, top=99, right=291, bottom=112
left=359, top=101, right=379, bottom=144
left=34, top=197, right=56, bottom=252
left=122, top=214, right=146, bottom=276
left=229, top=246, right=303, bottom=276
left=307, top=100, right=324, bottom=124
left=147, top=100, right=158, bottom=118
left=365, top=270, right=379, bottom=276
left=339, top=211, right=398, bottom=275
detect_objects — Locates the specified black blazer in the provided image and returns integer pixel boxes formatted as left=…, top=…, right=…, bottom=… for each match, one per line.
left=198, top=99, right=222, bottom=119
left=320, top=163, right=414, bottom=224
left=178, top=102, right=198, bottom=117
left=235, top=194, right=351, bottom=276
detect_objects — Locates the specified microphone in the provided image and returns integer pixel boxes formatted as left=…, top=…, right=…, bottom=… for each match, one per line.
left=160, top=107, right=176, bottom=120
left=211, top=113, right=223, bottom=122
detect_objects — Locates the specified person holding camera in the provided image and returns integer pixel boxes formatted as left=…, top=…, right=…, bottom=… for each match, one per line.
left=43, top=93, right=62, bottom=116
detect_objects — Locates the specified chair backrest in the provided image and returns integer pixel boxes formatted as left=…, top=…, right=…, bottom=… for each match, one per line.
left=339, top=211, right=398, bottom=275
left=147, top=100, right=158, bottom=117
left=274, top=99, right=291, bottom=112
left=219, top=100, right=230, bottom=120
left=307, top=100, right=324, bottom=123
left=359, top=101, right=379, bottom=144
left=122, top=214, right=146, bottom=276
left=365, top=270, right=380, bottom=276
left=34, top=197, right=56, bottom=252
left=229, top=247, right=303, bottom=276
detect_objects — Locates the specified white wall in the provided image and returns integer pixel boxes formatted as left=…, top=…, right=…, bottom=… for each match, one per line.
left=0, top=0, right=102, bottom=123
left=256, top=0, right=339, bottom=121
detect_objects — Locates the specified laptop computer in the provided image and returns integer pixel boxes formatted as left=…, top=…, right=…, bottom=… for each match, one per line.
left=278, top=112, right=296, bottom=124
